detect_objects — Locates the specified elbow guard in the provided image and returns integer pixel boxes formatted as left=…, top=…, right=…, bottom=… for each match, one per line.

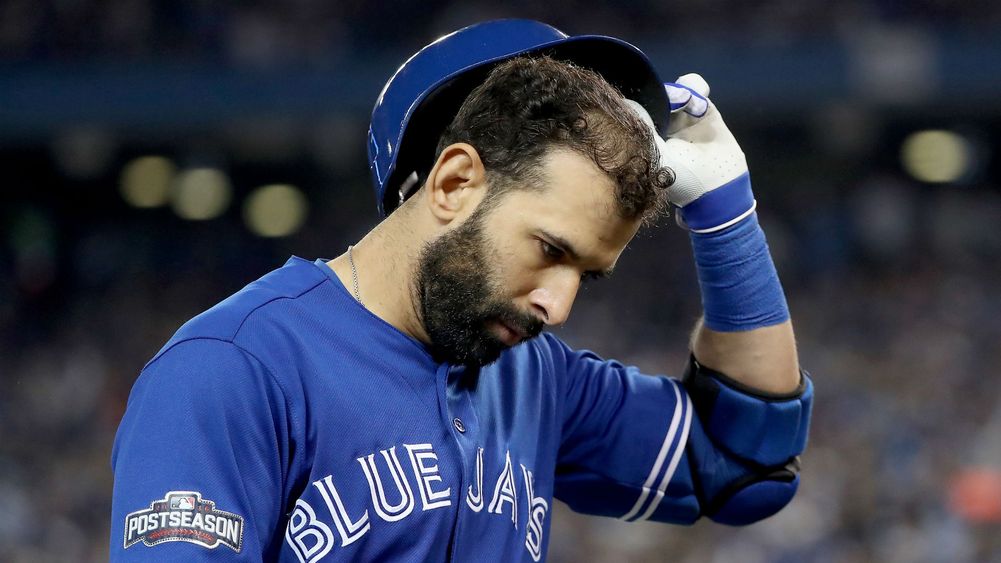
left=683, top=355, right=813, bottom=525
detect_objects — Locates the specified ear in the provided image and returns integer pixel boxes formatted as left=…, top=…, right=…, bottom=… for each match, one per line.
left=423, top=143, right=486, bottom=223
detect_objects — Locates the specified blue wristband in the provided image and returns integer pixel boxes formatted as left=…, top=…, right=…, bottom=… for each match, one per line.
left=690, top=213, right=789, bottom=332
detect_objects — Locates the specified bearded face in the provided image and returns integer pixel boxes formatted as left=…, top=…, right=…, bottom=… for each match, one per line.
left=413, top=203, right=543, bottom=368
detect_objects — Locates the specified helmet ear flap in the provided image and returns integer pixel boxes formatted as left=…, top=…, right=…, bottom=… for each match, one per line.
left=381, top=65, right=494, bottom=214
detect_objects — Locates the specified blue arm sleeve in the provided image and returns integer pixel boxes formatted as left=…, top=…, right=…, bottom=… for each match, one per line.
left=110, top=338, right=293, bottom=561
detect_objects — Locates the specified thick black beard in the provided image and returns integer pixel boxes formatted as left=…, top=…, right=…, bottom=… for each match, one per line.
left=413, top=206, right=543, bottom=368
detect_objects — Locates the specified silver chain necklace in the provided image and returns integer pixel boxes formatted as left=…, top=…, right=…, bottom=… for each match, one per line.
left=347, top=245, right=362, bottom=305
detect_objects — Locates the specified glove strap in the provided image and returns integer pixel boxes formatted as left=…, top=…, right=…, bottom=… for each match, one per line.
left=690, top=212, right=789, bottom=332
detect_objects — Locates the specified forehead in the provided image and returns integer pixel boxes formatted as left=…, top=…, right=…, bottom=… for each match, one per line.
left=489, top=148, right=641, bottom=259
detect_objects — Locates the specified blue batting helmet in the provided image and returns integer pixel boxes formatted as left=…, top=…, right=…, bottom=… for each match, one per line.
left=368, top=19, right=670, bottom=217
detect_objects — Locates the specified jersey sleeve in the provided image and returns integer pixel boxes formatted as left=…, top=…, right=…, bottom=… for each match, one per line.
left=110, top=338, right=293, bottom=561
left=549, top=334, right=702, bottom=524
left=549, top=334, right=807, bottom=526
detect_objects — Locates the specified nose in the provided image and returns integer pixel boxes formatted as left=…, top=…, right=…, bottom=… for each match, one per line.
left=528, top=274, right=580, bottom=326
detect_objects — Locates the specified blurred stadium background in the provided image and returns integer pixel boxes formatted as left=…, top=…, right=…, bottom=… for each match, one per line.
left=2, top=1, right=1001, bottom=561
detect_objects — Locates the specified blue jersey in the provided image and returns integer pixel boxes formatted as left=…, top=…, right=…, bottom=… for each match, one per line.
left=110, top=257, right=757, bottom=561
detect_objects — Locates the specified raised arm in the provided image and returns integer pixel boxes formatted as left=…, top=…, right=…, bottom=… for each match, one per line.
left=629, top=73, right=801, bottom=393
left=628, top=74, right=813, bottom=525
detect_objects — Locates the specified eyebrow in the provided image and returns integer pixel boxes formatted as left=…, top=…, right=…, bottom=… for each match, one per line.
left=540, top=230, right=615, bottom=278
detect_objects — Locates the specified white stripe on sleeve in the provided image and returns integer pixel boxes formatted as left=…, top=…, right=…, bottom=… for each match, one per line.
left=619, top=380, right=684, bottom=521
left=638, top=391, right=693, bottom=521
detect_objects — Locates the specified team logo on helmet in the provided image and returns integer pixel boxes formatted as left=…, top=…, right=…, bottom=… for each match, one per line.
left=124, top=491, right=244, bottom=552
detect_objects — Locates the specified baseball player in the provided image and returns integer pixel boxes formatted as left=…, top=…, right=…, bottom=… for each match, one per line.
left=110, top=19, right=813, bottom=562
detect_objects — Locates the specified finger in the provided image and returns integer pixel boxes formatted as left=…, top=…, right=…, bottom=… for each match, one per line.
left=664, top=82, right=708, bottom=118
left=659, top=137, right=706, bottom=207
left=676, top=73, right=710, bottom=98
left=665, top=83, right=692, bottom=112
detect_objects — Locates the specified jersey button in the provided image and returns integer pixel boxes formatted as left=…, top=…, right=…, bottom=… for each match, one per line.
left=452, top=417, right=466, bottom=434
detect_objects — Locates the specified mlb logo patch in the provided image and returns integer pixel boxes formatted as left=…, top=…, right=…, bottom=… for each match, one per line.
left=169, top=495, right=196, bottom=510
left=124, top=491, right=244, bottom=552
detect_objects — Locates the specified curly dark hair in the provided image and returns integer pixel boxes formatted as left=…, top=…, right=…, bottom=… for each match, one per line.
left=435, top=55, right=670, bottom=222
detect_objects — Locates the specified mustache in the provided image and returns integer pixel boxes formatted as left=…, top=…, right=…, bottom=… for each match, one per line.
left=493, top=305, right=544, bottom=340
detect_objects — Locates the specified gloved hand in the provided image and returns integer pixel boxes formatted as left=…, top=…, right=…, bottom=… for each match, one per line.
left=628, top=74, right=756, bottom=233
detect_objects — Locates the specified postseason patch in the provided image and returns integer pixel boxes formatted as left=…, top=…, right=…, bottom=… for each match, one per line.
left=124, top=491, right=244, bottom=552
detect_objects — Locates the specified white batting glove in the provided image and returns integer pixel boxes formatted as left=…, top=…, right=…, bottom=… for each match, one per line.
left=629, top=74, right=756, bottom=233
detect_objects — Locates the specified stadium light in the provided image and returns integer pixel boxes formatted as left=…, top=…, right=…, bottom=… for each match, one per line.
left=119, top=156, right=175, bottom=208
left=170, top=168, right=232, bottom=220
left=243, top=184, right=309, bottom=237
left=901, top=130, right=971, bottom=184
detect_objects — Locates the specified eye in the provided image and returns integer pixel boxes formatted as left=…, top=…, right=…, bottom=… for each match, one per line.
left=580, top=271, right=603, bottom=284
left=540, top=240, right=565, bottom=260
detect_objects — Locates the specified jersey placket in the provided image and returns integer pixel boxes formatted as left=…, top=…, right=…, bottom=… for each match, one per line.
left=438, top=364, right=481, bottom=561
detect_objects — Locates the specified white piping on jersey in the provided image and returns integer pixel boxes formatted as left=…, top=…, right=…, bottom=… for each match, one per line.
left=637, top=391, right=693, bottom=521
left=619, top=380, right=688, bottom=521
